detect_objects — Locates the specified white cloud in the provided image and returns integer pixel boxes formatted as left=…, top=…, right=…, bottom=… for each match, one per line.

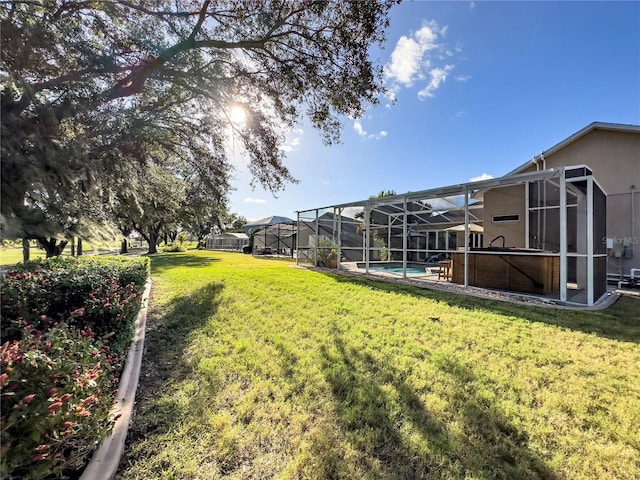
left=455, top=74, right=471, bottom=82
left=418, top=65, right=454, bottom=99
left=386, top=21, right=441, bottom=86
left=386, top=20, right=460, bottom=100
left=429, top=196, right=466, bottom=210
left=386, top=36, right=424, bottom=85
left=469, top=1, right=476, bottom=9
left=244, top=197, right=267, bottom=204
left=353, top=119, right=388, bottom=140
left=470, top=173, right=494, bottom=182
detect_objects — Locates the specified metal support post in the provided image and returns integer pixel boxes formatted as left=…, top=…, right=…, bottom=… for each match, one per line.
left=559, top=173, right=567, bottom=302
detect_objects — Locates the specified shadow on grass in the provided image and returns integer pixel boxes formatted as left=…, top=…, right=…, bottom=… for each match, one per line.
left=318, top=333, right=556, bottom=479
left=122, top=281, right=224, bottom=449
left=149, top=252, right=221, bottom=274
left=433, top=355, right=556, bottom=479
left=321, top=271, right=640, bottom=344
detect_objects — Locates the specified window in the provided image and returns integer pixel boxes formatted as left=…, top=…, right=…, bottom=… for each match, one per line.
left=492, top=214, right=520, bottom=223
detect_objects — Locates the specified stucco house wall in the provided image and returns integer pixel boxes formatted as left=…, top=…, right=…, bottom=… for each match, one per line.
left=483, top=185, right=527, bottom=249
left=483, top=123, right=640, bottom=276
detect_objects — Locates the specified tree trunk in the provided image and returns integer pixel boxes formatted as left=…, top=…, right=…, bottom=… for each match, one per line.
left=22, top=238, right=30, bottom=263
left=119, top=226, right=132, bottom=254
left=196, top=232, right=207, bottom=250
left=37, top=238, right=69, bottom=258
left=134, top=223, right=161, bottom=254
left=147, top=230, right=159, bottom=254
left=71, top=237, right=76, bottom=256
left=77, top=238, right=83, bottom=256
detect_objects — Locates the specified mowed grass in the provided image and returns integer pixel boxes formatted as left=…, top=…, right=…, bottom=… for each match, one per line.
left=0, top=243, right=131, bottom=266
left=0, top=247, right=47, bottom=265
left=118, top=251, right=640, bottom=480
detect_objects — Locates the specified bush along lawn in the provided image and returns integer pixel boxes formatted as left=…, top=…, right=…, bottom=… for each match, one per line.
left=118, top=251, right=640, bottom=480
left=0, top=255, right=149, bottom=479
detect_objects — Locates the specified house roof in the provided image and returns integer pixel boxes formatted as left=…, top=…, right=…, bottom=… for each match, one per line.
left=245, top=215, right=294, bottom=227
left=243, top=215, right=294, bottom=233
left=504, top=122, right=640, bottom=177
left=318, top=212, right=357, bottom=223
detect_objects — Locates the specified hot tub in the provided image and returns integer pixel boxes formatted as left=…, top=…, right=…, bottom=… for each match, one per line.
left=451, top=249, right=560, bottom=295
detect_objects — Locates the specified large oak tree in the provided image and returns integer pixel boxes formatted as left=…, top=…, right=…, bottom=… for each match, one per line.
left=1, top=0, right=395, bottom=244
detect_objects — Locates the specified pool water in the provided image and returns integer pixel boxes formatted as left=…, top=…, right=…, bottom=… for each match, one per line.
left=368, top=265, right=425, bottom=274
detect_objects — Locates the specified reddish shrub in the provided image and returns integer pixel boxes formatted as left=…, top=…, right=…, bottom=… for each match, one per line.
left=0, top=256, right=148, bottom=479
left=0, top=325, right=123, bottom=478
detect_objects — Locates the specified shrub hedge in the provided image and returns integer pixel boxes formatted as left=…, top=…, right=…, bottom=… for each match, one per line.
left=0, top=255, right=150, bottom=479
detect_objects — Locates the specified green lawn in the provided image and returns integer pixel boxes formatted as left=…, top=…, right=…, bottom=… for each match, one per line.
left=0, top=246, right=47, bottom=265
left=0, top=245, right=114, bottom=266
left=0, top=243, right=150, bottom=266
left=117, top=251, right=640, bottom=480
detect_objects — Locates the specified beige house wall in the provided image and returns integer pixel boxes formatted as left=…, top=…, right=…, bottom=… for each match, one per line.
left=484, top=127, right=640, bottom=275
left=483, top=185, right=527, bottom=248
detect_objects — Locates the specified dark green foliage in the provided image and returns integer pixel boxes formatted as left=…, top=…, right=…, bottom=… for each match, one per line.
left=161, top=243, right=186, bottom=253
left=1, top=0, right=395, bottom=243
left=2, top=256, right=149, bottom=348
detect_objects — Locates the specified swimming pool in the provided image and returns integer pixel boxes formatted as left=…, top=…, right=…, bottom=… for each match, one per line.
left=367, top=265, right=426, bottom=275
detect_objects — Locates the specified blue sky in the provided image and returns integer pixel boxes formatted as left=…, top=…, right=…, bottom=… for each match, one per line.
left=228, top=1, right=640, bottom=222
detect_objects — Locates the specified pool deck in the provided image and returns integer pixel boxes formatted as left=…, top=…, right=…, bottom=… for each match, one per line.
left=341, top=262, right=448, bottom=283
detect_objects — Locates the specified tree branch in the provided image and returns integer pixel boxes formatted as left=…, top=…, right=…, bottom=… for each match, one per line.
left=115, top=0, right=195, bottom=17
left=188, top=0, right=211, bottom=41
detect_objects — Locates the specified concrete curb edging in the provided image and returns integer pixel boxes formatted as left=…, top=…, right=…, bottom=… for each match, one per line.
left=80, top=278, right=153, bottom=480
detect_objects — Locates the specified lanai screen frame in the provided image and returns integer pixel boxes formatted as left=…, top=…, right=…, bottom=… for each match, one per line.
left=252, top=222, right=296, bottom=257
left=297, top=165, right=607, bottom=306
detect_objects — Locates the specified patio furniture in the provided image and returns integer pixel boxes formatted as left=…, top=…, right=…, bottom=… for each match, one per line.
left=438, top=260, right=452, bottom=281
